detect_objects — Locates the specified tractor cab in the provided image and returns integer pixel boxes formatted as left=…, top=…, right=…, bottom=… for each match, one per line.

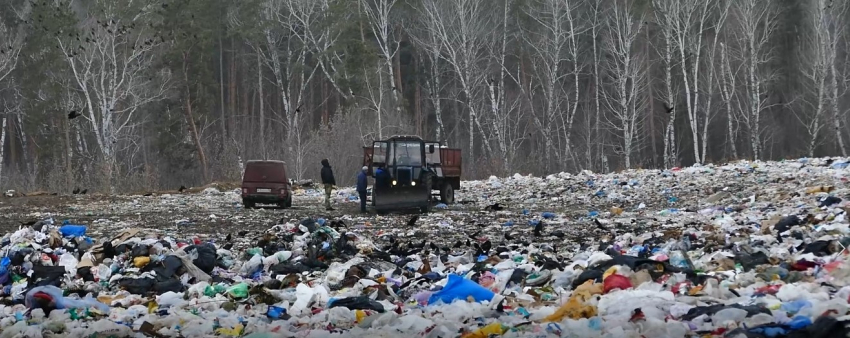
left=367, top=135, right=437, bottom=213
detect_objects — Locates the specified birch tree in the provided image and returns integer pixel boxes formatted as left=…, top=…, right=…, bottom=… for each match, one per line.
left=59, top=1, right=169, bottom=188
left=719, top=41, right=740, bottom=159
left=732, top=0, right=780, bottom=160
left=419, top=0, right=495, bottom=166
left=654, top=0, right=715, bottom=164
left=409, top=7, right=446, bottom=143
left=253, top=0, right=319, bottom=156
left=520, top=0, right=582, bottom=171
left=797, top=0, right=839, bottom=156
left=587, top=0, right=607, bottom=172
left=0, top=8, right=25, bottom=184
left=823, top=0, right=849, bottom=156
left=652, top=0, right=677, bottom=168
left=602, top=0, right=645, bottom=169
left=699, top=0, right=731, bottom=164
left=361, top=0, right=402, bottom=116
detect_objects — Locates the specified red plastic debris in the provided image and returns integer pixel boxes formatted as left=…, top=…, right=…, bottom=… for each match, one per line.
left=603, top=274, right=633, bottom=294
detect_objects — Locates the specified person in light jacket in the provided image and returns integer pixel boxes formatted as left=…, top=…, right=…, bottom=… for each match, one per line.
left=320, top=159, right=336, bottom=210
left=356, top=166, right=369, bottom=213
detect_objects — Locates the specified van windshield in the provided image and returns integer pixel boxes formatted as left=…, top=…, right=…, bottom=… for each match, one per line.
left=244, top=162, right=286, bottom=182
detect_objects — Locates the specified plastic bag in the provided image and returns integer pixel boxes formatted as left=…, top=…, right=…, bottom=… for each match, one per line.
left=204, top=284, right=227, bottom=297
left=172, top=247, right=211, bottom=282
left=428, top=274, right=498, bottom=305
left=544, top=294, right=597, bottom=321
left=226, top=283, right=249, bottom=299
left=58, top=252, right=79, bottom=276
left=328, top=296, right=385, bottom=313
left=602, top=274, right=632, bottom=294
left=462, top=322, right=507, bottom=338
left=25, top=285, right=110, bottom=313
left=59, top=225, right=87, bottom=238
left=240, top=254, right=263, bottom=276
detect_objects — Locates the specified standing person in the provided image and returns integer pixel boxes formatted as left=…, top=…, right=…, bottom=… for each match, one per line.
left=320, top=159, right=336, bottom=210
left=356, top=166, right=369, bottom=213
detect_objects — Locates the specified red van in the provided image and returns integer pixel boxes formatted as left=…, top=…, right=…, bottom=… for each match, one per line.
left=241, top=160, right=292, bottom=208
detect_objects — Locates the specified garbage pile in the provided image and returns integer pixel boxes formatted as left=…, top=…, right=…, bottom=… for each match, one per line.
left=1, top=158, right=850, bottom=337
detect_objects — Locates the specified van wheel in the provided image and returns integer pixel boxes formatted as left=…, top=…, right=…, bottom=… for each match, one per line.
left=440, top=183, right=455, bottom=204
left=285, top=196, right=292, bottom=208
left=243, top=200, right=255, bottom=209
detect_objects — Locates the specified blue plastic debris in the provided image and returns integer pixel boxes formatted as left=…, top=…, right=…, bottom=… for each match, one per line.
left=59, top=225, right=87, bottom=238
left=503, top=220, right=514, bottom=227
left=436, top=203, right=448, bottom=209
left=541, top=212, right=556, bottom=219
left=588, top=211, right=599, bottom=217
left=267, top=306, right=286, bottom=319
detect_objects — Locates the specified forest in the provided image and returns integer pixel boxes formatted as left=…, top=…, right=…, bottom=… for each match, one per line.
left=0, top=0, right=847, bottom=192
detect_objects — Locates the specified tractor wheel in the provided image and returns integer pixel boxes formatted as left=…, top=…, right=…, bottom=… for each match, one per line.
left=440, top=183, right=455, bottom=204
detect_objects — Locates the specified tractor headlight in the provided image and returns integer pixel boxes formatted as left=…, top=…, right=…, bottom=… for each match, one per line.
left=392, top=180, right=397, bottom=186
left=411, top=181, right=416, bottom=186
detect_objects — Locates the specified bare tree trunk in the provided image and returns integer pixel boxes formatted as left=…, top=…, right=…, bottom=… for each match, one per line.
left=183, top=53, right=210, bottom=183
left=258, top=52, right=266, bottom=159
left=219, top=36, right=227, bottom=139
left=720, top=43, right=738, bottom=159
left=0, top=116, right=5, bottom=187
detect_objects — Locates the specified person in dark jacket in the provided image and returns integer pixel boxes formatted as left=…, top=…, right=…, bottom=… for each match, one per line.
left=321, top=159, right=336, bottom=210
left=356, top=166, right=369, bottom=213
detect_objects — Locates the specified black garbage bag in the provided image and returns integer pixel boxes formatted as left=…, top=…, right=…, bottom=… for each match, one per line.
left=102, top=241, right=116, bottom=260
left=118, top=277, right=156, bottom=295
left=509, top=269, right=529, bottom=286
left=571, top=269, right=604, bottom=288
left=329, top=296, right=385, bottom=313
left=184, top=244, right=217, bottom=274
left=154, top=278, right=185, bottom=293
left=77, top=266, right=95, bottom=282
left=9, top=251, right=26, bottom=266
left=735, top=251, right=769, bottom=271
left=802, top=240, right=834, bottom=257
left=29, top=265, right=66, bottom=288
left=131, top=244, right=151, bottom=258
left=151, top=256, right=184, bottom=279
left=819, top=196, right=842, bottom=208
left=269, top=262, right=309, bottom=275
left=722, top=328, right=768, bottom=338
left=787, top=315, right=850, bottom=338
left=680, top=303, right=770, bottom=321
left=300, top=218, right=318, bottom=233
left=774, top=215, right=802, bottom=234
left=594, top=256, right=661, bottom=271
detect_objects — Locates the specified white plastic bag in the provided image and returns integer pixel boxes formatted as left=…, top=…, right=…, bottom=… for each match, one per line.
left=58, top=253, right=79, bottom=276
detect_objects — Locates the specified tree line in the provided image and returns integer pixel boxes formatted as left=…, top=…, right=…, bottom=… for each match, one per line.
left=0, top=0, right=847, bottom=192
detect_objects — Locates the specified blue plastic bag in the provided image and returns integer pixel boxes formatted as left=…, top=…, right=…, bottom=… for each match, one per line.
left=428, top=274, right=496, bottom=305
left=541, top=212, right=556, bottom=219
left=267, top=306, right=286, bottom=319
left=0, top=257, right=10, bottom=275
left=59, top=225, right=87, bottom=238
left=25, top=285, right=109, bottom=313
left=780, top=300, right=811, bottom=314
